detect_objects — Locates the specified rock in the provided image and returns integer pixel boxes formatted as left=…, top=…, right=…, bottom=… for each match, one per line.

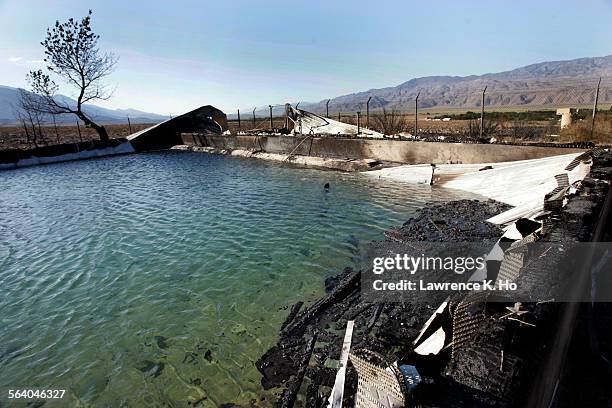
left=154, top=336, right=168, bottom=349
left=137, top=360, right=165, bottom=378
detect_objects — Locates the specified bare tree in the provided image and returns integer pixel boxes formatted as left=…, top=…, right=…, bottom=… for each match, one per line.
left=14, top=89, right=52, bottom=148
left=26, top=10, right=116, bottom=142
left=371, top=109, right=408, bottom=136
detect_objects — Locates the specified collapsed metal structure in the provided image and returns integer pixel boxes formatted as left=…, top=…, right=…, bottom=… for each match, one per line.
left=127, top=105, right=227, bottom=151
left=285, top=104, right=385, bottom=138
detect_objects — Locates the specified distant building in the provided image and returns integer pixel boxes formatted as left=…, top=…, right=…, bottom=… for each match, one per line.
left=556, top=108, right=575, bottom=129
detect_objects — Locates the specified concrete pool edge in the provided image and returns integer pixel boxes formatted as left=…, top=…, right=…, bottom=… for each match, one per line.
left=171, top=144, right=386, bottom=172
left=0, top=139, right=135, bottom=171
left=180, top=133, right=587, bottom=165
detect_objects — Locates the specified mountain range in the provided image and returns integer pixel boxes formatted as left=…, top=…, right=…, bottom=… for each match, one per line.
left=236, top=54, right=612, bottom=118
left=4, top=55, right=612, bottom=124
left=0, top=85, right=168, bottom=126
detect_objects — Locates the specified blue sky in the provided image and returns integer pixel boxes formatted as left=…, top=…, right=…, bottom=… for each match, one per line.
left=1, top=0, right=611, bottom=115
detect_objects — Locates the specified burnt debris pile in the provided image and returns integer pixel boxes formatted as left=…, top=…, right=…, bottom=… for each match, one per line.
left=255, top=201, right=548, bottom=407
left=384, top=200, right=510, bottom=243
left=254, top=150, right=612, bottom=408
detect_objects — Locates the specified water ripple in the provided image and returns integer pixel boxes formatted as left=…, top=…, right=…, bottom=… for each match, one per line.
left=0, top=151, right=475, bottom=406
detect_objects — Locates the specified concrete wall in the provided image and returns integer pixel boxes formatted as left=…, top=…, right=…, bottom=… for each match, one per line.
left=0, top=138, right=135, bottom=171
left=184, top=134, right=586, bottom=165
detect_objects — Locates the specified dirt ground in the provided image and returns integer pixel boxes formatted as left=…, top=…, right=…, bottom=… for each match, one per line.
left=227, top=113, right=610, bottom=145
left=0, top=123, right=154, bottom=150
left=2, top=111, right=609, bottom=151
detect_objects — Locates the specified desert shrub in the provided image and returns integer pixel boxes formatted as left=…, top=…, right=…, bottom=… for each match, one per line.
left=435, top=110, right=557, bottom=122
left=461, top=119, right=500, bottom=139
left=511, top=119, right=545, bottom=140
left=560, top=112, right=612, bottom=145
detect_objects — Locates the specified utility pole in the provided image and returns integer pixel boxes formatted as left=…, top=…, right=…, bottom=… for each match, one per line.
left=252, top=108, right=256, bottom=127
left=366, top=96, right=372, bottom=128
left=357, top=111, right=361, bottom=135
left=480, top=86, right=487, bottom=138
left=127, top=116, right=133, bottom=133
left=415, top=91, right=420, bottom=137
left=269, top=105, right=273, bottom=130
left=326, top=99, right=330, bottom=118
left=591, top=77, right=601, bottom=139
left=237, top=109, right=241, bottom=131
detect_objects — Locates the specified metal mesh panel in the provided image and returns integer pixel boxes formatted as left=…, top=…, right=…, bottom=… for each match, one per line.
left=497, top=250, right=525, bottom=283
left=349, top=351, right=406, bottom=408
left=554, top=173, right=569, bottom=189
left=451, top=292, right=487, bottom=359
left=564, top=150, right=595, bottom=171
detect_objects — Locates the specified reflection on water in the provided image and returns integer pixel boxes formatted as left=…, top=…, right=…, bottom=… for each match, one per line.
left=0, top=151, right=475, bottom=406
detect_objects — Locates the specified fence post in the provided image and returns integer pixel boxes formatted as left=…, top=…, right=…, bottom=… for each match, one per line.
left=285, top=104, right=289, bottom=129
left=252, top=108, right=256, bottom=127
left=127, top=116, right=132, bottom=133
left=76, top=121, right=82, bottom=142
left=269, top=105, right=273, bottom=130
left=237, top=109, right=241, bottom=131
left=357, top=111, right=361, bottom=135
left=366, top=96, right=372, bottom=128
left=415, top=91, right=420, bottom=137
left=480, top=86, right=487, bottom=138
left=591, top=77, right=601, bottom=139
left=326, top=99, right=330, bottom=118
left=53, top=116, right=60, bottom=143
left=338, top=112, right=341, bottom=122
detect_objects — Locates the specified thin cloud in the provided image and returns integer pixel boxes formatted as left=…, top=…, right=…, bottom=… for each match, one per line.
left=8, top=57, right=23, bottom=62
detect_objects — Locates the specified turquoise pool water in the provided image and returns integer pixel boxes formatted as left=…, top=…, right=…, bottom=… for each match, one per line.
left=0, top=152, right=474, bottom=406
